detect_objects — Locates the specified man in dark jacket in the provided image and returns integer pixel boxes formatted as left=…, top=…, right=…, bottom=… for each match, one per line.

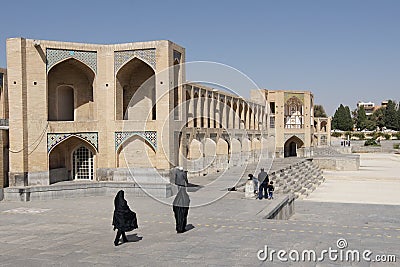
left=257, top=168, right=269, bottom=199
left=175, top=166, right=188, bottom=187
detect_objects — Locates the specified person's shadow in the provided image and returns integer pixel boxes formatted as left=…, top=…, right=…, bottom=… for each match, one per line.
left=185, top=224, right=195, bottom=232
left=125, top=234, right=143, bottom=242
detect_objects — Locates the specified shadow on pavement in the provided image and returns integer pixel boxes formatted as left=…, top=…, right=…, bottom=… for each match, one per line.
left=126, top=233, right=143, bottom=242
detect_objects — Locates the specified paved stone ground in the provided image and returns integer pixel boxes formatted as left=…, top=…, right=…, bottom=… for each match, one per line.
left=305, top=153, right=400, bottom=205
left=0, top=154, right=399, bottom=266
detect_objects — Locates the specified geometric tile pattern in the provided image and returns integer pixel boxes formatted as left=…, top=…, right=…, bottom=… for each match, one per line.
left=47, top=132, right=98, bottom=153
left=47, top=49, right=97, bottom=73
left=284, top=133, right=305, bottom=143
left=114, top=49, right=156, bottom=73
left=115, top=131, right=157, bottom=151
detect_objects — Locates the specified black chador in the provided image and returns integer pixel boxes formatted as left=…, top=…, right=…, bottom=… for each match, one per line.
left=112, top=190, right=138, bottom=246
left=173, top=187, right=190, bottom=233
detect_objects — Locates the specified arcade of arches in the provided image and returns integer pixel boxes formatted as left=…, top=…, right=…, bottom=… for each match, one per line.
left=3, top=38, right=330, bottom=187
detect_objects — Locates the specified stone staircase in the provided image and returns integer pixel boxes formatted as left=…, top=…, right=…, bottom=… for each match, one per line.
left=268, top=159, right=325, bottom=199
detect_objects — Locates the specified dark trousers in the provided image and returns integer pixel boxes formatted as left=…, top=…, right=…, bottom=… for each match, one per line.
left=115, top=229, right=128, bottom=243
left=258, top=181, right=268, bottom=199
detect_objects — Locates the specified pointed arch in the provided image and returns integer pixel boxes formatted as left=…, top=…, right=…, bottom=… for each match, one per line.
left=116, top=57, right=156, bottom=120
left=48, top=136, right=97, bottom=184
left=284, top=135, right=304, bottom=157
left=48, top=58, right=95, bottom=121
left=117, top=134, right=157, bottom=168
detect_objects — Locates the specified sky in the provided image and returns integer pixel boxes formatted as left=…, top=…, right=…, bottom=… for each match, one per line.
left=1, top=0, right=399, bottom=115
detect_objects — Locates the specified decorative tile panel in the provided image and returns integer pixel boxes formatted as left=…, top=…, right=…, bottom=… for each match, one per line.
left=47, top=49, right=97, bottom=73
left=284, top=92, right=304, bottom=104
left=115, top=131, right=157, bottom=151
left=114, top=49, right=156, bottom=73
left=48, top=132, right=98, bottom=153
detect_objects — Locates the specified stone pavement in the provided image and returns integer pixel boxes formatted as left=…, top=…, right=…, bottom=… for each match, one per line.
left=1, top=154, right=399, bottom=266
left=305, top=153, right=400, bottom=205
left=1, top=192, right=399, bottom=266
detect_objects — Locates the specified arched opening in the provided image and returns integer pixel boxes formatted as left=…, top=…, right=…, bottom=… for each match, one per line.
left=188, top=139, right=202, bottom=160
left=48, top=58, right=95, bottom=121
left=226, top=100, right=232, bottom=129
left=232, top=102, right=238, bottom=129
left=200, top=93, right=205, bottom=128
left=185, top=90, right=192, bottom=127
left=49, top=136, right=96, bottom=184
left=117, top=135, right=156, bottom=168
left=193, top=92, right=199, bottom=127
left=116, top=58, right=156, bottom=120
left=173, top=59, right=180, bottom=120
left=284, top=136, right=304, bottom=157
left=320, top=121, right=327, bottom=132
left=239, top=103, right=243, bottom=129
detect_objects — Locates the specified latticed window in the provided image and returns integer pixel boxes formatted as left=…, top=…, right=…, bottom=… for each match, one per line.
left=270, top=116, right=275, bottom=128
left=73, top=146, right=93, bottom=180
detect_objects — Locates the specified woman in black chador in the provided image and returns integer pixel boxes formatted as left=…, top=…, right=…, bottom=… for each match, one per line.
left=173, top=187, right=190, bottom=233
left=112, top=190, right=138, bottom=246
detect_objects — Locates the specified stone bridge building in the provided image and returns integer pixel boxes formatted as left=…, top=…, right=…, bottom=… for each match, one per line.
left=0, top=38, right=330, bottom=188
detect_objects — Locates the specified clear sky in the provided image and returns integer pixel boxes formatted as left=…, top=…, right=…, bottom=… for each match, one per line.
left=1, top=0, right=399, bottom=115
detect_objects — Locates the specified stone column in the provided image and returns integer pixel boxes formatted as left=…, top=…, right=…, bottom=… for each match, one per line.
left=240, top=101, right=245, bottom=129
left=187, top=86, right=194, bottom=127
left=210, top=93, right=215, bottom=128
left=246, top=104, right=250, bottom=130
left=228, top=97, right=234, bottom=129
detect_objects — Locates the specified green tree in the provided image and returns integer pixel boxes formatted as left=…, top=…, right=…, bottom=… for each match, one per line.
left=356, top=106, right=367, bottom=130
left=344, top=106, right=354, bottom=131
left=397, top=105, right=400, bottom=131
left=332, top=104, right=343, bottom=130
left=371, top=107, right=385, bottom=130
left=365, top=119, right=377, bottom=131
left=384, top=100, right=398, bottom=130
left=332, top=104, right=353, bottom=131
left=314, top=105, right=327, bottom=117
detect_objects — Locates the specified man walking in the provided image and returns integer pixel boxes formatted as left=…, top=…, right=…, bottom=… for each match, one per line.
left=257, top=168, right=269, bottom=199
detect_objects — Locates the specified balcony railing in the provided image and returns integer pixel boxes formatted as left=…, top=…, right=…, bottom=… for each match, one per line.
left=284, top=115, right=304, bottom=129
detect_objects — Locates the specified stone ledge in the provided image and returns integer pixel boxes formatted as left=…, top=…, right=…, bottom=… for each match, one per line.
left=312, top=155, right=360, bottom=171
left=2, top=181, right=173, bottom=202
left=257, top=194, right=295, bottom=220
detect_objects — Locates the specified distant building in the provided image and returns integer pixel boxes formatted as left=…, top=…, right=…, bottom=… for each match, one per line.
left=357, top=101, right=375, bottom=116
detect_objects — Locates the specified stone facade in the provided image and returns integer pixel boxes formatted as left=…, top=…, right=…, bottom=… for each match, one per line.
left=6, top=38, right=185, bottom=186
left=251, top=89, right=328, bottom=158
left=2, top=38, right=330, bottom=187
left=0, top=68, right=8, bottom=188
